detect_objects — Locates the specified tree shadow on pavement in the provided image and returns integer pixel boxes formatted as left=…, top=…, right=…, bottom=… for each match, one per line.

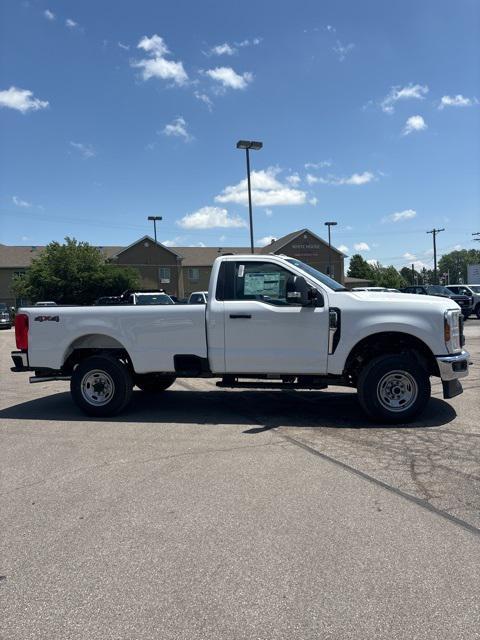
left=0, top=388, right=456, bottom=431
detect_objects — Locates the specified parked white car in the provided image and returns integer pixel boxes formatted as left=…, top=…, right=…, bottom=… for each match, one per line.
left=11, top=254, right=469, bottom=422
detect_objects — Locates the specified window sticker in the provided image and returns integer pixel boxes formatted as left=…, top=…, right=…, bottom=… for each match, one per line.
left=238, top=265, right=245, bottom=278
left=244, top=272, right=282, bottom=297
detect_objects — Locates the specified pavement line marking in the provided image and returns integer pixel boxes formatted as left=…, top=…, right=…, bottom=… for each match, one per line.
left=279, top=433, right=480, bottom=539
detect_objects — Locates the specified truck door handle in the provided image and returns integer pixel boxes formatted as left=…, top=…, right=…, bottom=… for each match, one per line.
left=229, top=314, right=252, bottom=319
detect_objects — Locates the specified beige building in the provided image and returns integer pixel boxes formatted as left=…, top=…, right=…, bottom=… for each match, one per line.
left=0, top=228, right=368, bottom=306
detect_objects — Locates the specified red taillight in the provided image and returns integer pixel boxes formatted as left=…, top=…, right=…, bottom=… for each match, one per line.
left=15, top=313, right=29, bottom=350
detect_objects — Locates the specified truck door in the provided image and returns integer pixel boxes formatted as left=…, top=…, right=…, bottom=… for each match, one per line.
left=222, top=260, right=329, bottom=374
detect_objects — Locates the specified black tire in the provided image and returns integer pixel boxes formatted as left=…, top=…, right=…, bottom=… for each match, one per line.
left=357, top=354, right=431, bottom=423
left=71, top=355, right=133, bottom=417
left=135, top=373, right=176, bottom=393
left=475, top=304, right=480, bottom=320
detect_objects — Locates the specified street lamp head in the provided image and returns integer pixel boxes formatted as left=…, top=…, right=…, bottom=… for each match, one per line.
left=147, top=216, right=162, bottom=221
left=324, top=221, right=337, bottom=226
left=236, top=140, right=263, bottom=150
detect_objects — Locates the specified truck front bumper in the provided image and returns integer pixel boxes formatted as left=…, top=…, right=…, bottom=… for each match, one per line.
left=436, top=350, right=470, bottom=399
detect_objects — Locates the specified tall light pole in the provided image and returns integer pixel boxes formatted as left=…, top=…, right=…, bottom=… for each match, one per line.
left=426, top=228, right=445, bottom=284
left=324, top=221, right=337, bottom=276
left=236, top=140, right=263, bottom=253
left=147, top=215, right=162, bottom=243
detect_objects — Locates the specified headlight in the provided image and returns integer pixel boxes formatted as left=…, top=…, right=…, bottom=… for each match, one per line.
left=444, top=309, right=461, bottom=353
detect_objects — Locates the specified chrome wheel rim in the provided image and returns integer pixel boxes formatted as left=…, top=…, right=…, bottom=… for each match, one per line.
left=81, top=370, right=115, bottom=406
left=376, top=370, right=418, bottom=413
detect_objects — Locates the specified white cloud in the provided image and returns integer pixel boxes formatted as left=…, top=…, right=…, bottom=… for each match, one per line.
left=337, top=244, right=349, bottom=254
left=162, top=239, right=179, bottom=247
left=234, top=38, right=262, bottom=47
left=384, top=208, right=417, bottom=222
left=325, top=25, right=336, bottom=33
left=118, top=42, right=130, bottom=51
left=265, top=208, right=273, bottom=217
left=194, top=90, right=213, bottom=111
left=319, top=171, right=375, bottom=186
left=367, top=259, right=378, bottom=266
left=215, top=167, right=307, bottom=207
left=381, top=83, right=429, bottom=114
left=309, top=196, right=318, bottom=205
left=257, top=235, right=277, bottom=247
left=305, top=161, right=331, bottom=169
left=70, top=141, right=96, bottom=158
left=306, top=173, right=319, bottom=185
left=178, top=206, right=247, bottom=229
left=208, top=43, right=236, bottom=56
left=438, top=94, right=476, bottom=110
left=333, top=40, right=354, bottom=61
left=132, top=34, right=188, bottom=86
left=66, top=18, right=79, bottom=28
left=138, top=34, right=169, bottom=57
left=205, top=67, right=252, bottom=90
left=286, top=173, right=301, bottom=186
left=0, top=86, right=49, bottom=113
left=13, top=195, right=32, bottom=208
left=162, top=116, right=192, bottom=142
left=403, top=115, right=427, bottom=136
left=44, top=9, right=55, bottom=20
left=403, top=252, right=417, bottom=261
left=354, top=242, right=370, bottom=251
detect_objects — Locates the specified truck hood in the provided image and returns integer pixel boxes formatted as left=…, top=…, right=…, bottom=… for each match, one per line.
left=345, top=291, right=460, bottom=311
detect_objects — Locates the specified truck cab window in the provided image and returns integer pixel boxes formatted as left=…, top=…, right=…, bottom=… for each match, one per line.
left=233, top=262, right=292, bottom=306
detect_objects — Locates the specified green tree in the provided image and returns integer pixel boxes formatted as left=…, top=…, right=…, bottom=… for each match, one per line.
left=438, top=249, right=480, bottom=284
left=347, top=254, right=374, bottom=280
left=400, top=266, right=422, bottom=285
left=374, top=265, right=407, bottom=289
left=12, top=237, right=139, bottom=305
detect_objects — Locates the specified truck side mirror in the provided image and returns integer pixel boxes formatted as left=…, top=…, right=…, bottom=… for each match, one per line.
left=286, top=275, right=319, bottom=306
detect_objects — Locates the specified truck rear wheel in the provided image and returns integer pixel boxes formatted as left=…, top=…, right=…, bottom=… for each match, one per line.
left=357, top=354, right=430, bottom=423
left=71, top=355, right=133, bottom=417
left=135, top=373, right=176, bottom=393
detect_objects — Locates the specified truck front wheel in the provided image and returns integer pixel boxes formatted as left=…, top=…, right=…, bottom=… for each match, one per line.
left=71, top=355, right=133, bottom=417
left=135, top=373, right=176, bottom=393
left=357, top=355, right=430, bottom=423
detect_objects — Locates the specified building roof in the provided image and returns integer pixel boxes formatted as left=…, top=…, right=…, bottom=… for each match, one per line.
left=259, top=228, right=344, bottom=256
left=0, top=245, right=121, bottom=268
left=0, top=228, right=343, bottom=268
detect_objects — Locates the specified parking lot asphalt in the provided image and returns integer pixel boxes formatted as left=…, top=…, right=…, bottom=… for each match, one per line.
left=1, top=323, right=479, bottom=639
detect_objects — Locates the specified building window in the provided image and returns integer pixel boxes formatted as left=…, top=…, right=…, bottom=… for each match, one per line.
left=188, top=268, right=200, bottom=281
left=159, top=267, right=171, bottom=283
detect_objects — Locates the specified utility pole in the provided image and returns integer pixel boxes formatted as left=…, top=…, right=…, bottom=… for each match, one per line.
left=426, top=228, right=445, bottom=284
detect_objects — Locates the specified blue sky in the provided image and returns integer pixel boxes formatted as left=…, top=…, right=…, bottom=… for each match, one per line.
left=1, top=0, right=479, bottom=271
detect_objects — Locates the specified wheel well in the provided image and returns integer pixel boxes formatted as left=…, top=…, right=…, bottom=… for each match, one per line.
left=344, top=332, right=439, bottom=384
left=62, top=334, right=132, bottom=373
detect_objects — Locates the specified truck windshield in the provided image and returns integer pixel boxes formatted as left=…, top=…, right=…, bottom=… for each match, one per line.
left=135, top=294, right=174, bottom=305
left=285, top=258, right=346, bottom=291
left=427, top=285, right=451, bottom=295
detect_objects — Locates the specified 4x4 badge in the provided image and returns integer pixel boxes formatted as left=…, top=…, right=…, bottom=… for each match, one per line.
left=34, top=315, right=59, bottom=323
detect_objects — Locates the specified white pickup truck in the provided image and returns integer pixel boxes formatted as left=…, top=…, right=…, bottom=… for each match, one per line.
left=11, top=254, right=470, bottom=423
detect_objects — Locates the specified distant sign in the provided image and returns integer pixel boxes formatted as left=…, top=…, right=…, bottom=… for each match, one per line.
left=467, top=264, right=480, bottom=284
